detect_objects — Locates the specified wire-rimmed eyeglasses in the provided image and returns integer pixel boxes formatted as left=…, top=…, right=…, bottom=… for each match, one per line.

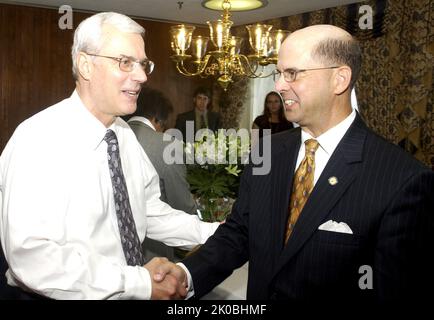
left=86, top=53, right=155, bottom=75
left=272, top=66, right=341, bottom=82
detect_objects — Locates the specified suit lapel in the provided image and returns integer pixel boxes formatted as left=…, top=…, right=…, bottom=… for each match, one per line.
left=270, top=129, right=301, bottom=264
left=273, top=114, right=367, bottom=277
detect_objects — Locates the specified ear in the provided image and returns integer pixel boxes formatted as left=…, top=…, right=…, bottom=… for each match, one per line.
left=152, top=118, right=163, bottom=132
left=77, top=52, right=92, bottom=81
left=333, top=66, right=352, bottom=95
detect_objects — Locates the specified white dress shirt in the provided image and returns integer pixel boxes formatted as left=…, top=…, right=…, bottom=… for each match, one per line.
left=296, top=109, right=356, bottom=185
left=0, top=91, right=218, bottom=300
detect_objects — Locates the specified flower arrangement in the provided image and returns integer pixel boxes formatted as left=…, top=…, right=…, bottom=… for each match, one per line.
left=185, top=129, right=250, bottom=222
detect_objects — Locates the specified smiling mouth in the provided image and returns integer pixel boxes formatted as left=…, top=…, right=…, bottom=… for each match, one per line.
left=285, top=99, right=296, bottom=106
left=122, top=90, right=139, bottom=96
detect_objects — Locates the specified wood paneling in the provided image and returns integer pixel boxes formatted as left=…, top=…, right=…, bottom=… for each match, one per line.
left=0, top=4, right=211, bottom=152
left=1, top=4, right=75, bottom=150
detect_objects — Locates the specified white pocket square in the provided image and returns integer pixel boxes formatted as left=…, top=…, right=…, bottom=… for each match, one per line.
left=318, top=220, right=353, bottom=234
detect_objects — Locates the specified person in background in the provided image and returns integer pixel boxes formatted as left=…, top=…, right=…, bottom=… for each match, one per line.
left=162, top=24, right=434, bottom=303
left=0, top=11, right=218, bottom=300
left=252, top=91, right=294, bottom=140
left=127, top=86, right=198, bottom=261
left=175, top=86, right=221, bottom=141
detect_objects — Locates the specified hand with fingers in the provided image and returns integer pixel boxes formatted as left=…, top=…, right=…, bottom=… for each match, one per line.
left=144, top=257, right=188, bottom=300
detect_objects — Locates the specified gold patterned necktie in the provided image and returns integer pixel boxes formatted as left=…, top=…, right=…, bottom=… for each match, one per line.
left=284, top=139, right=319, bottom=244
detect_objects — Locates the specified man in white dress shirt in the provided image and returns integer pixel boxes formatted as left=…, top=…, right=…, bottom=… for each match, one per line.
left=0, top=12, right=218, bottom=300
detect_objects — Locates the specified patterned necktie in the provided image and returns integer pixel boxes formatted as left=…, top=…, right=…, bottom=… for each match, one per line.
left=104, top=129, right=144, bottom=266
left=284, top=139, right=319, bottom=244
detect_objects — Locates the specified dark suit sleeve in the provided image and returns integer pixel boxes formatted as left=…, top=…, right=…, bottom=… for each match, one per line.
left=174, top=114, right=187, bottom=142
left=174, top=115, right=183, bottom=132
left=207, top=112, right=221, bottom=132
left=215, top=112, right=221, bottom=130
left=182, top=165, right=251, bottom=298
left=374, top=169, right=434, bottom=302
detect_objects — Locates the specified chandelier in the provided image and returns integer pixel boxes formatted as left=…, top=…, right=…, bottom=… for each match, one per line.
left=169, top=0, right=290, bottom=91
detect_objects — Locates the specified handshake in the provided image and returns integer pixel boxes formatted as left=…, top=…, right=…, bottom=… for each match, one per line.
left=144, top=257, right=189, bottom=300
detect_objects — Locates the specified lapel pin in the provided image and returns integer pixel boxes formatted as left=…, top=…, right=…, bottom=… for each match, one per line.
left=328, top=176, right=338, bottom=186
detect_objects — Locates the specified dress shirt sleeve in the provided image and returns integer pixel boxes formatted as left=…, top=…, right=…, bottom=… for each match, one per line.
left=146, top=200, right=219, bottom=250
left=142, top=158, right=219, bottom=249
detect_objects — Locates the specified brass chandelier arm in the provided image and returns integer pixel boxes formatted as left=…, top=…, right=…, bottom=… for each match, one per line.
left=174, top=55, right=212, bottom=76
left=237, top=54, right=274, bottom=78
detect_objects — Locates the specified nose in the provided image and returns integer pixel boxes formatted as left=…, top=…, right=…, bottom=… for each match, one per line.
left=131, top=62, right=147, bottom=84
left=274, top=74, right=285, bottom=92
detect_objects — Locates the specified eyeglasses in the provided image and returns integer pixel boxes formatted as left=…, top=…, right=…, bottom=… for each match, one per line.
left=86, top=53, right=155, bottom=75
left=272, top=66, right=341, bottom=82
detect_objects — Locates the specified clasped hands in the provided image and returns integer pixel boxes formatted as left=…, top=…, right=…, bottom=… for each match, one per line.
left=144, top=257, right=189, bottom=300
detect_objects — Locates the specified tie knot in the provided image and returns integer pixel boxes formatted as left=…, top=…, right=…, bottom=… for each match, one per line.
left=305, top=139, right=319, bottom=155
left=104, top=129, right=118, bottom=146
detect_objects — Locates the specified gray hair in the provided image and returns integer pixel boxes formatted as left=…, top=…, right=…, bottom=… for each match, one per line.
left=71, top=12, right=145, bottom=80
left=311, top=37, right=362, bottom=89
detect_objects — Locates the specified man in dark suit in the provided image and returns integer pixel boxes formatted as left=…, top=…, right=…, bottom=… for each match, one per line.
left=162, top=24, right=434, bottom=303
left=174, top=86, right=221, bottom=142
left=127, top=87, right=198, bottom=261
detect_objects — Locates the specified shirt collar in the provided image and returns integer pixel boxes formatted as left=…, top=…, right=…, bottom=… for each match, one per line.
left=128, top=116, right=156, bottom=131
left=301, top=109, right=356, bottom=156
left=70, top=90, right=118, bottom=150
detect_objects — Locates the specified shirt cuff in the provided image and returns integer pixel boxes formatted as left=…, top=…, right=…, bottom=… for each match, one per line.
left=121, top=265, right=152, bottom=300
left=177, top=262, right=194, bottom=299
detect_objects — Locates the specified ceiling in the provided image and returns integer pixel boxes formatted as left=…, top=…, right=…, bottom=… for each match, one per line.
left=2, top=0, right=363, bottom=26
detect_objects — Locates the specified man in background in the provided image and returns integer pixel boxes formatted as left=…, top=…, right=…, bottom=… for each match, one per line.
left=175, top=86, right=221, bottom=141
left=128, top=87, right=198, bottom=261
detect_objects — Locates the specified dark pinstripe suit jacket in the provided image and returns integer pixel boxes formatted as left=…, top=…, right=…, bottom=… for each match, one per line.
left=183, top=113, right=434, bottom=302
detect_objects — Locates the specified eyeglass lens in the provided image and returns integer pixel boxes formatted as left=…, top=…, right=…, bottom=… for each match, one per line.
left=119, top=57, right=154, bottom=75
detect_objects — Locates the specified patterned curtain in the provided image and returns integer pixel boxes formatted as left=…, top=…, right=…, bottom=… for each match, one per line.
left=360, top=0, right=433, bottom=169
left=223, top=0, right=433, bottom=168
left=215, top=78, right=249, bottom=129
